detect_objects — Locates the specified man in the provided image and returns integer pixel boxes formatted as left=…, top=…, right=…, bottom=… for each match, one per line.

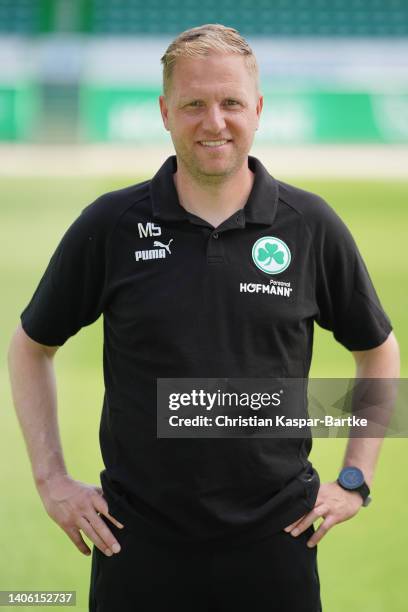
left=8, top=24, right=399, bottom=612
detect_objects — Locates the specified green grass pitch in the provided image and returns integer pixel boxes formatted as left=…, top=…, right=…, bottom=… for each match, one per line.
left=1, top=175, right=407, bottom=611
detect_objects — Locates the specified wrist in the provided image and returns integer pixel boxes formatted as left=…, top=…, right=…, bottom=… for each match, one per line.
left=35, top=470, right=69, bottom=494
left=336, top=482, right=364, bottom=505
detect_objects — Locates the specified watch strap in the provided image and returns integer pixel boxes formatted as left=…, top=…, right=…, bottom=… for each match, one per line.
left=358, top=482, right=372, bottom=506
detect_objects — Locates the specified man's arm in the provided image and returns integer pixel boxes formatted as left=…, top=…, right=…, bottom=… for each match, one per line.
left=8, top=324, right=124, bottom=557
left=341, top=330, right=400, bottom=487
left=284, top=331, right=400, bottom=547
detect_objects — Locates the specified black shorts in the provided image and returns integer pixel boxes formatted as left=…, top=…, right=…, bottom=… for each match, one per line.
left=89, top=519, right=322, bottom=612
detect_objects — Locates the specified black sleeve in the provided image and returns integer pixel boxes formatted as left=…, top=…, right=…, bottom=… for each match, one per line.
left=20, top=199, right=109, bottom=346
left=313, top=202, right=393, bottom=351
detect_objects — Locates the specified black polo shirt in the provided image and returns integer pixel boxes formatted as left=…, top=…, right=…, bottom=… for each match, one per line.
left=21, top=155, right=392, bottom=545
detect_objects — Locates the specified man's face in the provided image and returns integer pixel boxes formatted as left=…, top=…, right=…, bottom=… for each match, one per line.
left=159, top=53, right=263, bottom=183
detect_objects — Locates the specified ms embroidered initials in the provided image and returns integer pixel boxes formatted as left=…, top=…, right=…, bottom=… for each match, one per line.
left=138, top=222, right=161, bottom=238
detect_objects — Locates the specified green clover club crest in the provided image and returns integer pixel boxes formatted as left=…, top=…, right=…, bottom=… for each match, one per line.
left=257, top=242, right=285, bottom=266
left=252, top=237, right=291, bottom=275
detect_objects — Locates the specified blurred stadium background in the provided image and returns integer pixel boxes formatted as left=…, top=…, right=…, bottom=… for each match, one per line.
left=1, top=1, right=407, bottom=611
left=0, top=0, right=408, bottom=174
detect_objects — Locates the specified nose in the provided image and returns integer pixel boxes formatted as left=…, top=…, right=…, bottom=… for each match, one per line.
left=201, top=104, right=226, bottom=134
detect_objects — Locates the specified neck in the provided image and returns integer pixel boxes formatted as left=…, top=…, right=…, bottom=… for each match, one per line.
left=174, top=158, right=254, bottom=228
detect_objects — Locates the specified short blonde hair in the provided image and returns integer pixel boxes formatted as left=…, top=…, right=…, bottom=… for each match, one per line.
left=161, top=24, right=259, bottom=97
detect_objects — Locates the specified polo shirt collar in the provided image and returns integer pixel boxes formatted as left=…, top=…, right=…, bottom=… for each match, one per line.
left=150, top=155, right=278, bottom=226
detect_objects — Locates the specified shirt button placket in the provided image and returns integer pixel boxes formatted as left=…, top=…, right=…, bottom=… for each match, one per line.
left=207, top=230, right=224, bottom=263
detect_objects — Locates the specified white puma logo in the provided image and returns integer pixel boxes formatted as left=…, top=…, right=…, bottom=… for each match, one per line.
left=153, top=238, right=173, bottom=254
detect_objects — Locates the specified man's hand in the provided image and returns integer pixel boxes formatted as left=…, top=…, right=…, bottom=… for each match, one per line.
left=283, top=481, right=363, bottom=548
left=38, top=474, right=124, bottom=557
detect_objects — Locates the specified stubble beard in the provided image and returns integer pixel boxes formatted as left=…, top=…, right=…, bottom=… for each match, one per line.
left=174, top=141, right=248, bottom=187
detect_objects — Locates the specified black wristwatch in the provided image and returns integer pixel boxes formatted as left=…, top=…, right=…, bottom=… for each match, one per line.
left=337, top=466, right=372, bottom=507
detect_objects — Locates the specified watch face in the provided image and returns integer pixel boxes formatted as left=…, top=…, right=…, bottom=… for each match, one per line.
left=339, top=467, right=364, bottom=490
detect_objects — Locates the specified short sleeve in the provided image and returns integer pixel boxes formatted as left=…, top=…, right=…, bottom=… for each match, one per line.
left=313, top=203, right=393, bottom=351
left=20, top=200, right=108, bottom=346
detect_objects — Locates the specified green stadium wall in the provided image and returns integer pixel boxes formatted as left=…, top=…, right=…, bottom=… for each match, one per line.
left=79, top=86, right=408, bottom=144
left=0, top=83, right=39, bottom=141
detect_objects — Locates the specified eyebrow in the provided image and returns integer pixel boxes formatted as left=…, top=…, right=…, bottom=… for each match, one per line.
left=178, top=94, right=245, bottom=104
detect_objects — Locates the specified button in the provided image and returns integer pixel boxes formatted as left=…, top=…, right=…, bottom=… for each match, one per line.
left=235, top=215, right=241, bottom=223
left=212, top=232, right=219, bottom=239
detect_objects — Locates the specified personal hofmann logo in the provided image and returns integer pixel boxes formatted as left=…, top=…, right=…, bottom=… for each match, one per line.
left=240, top=279, right=293, bottom=298
left=135, top=238, right=173, bottom=262
left=252, top=236, right=291, bottom=275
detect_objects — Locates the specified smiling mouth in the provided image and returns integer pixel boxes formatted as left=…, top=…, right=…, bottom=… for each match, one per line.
left=198, top=139, right=231, bottom=147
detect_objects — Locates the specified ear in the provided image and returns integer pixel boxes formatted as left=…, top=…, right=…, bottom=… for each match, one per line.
left=255, top=94, right=263, bottom=129
left=159, top=95, right=170, bottom=131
